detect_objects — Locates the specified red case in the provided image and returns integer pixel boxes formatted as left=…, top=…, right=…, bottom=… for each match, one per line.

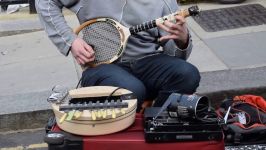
left=47, top=114, right=225, bottom=150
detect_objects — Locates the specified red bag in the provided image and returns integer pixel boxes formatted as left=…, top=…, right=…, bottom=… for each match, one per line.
left=45, top=114, right=224, bottom=150
left=217, top=95, right=266, bottom=145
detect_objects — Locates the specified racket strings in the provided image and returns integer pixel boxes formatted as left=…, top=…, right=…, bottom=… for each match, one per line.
left=80, top=22, right=121, bottom=64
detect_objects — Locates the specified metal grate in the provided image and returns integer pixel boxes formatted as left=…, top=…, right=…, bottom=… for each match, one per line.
left=193, top=4, right=266, bottom=32
left=81, top=22, right=121, bottom=64
left=225, top=144, right=266, bottom=150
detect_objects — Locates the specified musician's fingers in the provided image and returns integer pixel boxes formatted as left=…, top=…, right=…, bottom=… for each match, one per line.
left=87, top=55, right=95, bottom=62
left=175, top=15, right=186, bottom=25
left=162, top=20, right=182, bottom=35
left=160, top=18, right=189, bottom=43
left=78, top=45, right=95, bottom=60
left=158, top=22, right=177, bottom=36
left=76, top=57, right=85, bottom=65
left=157, top=23, right=179, bottom=42
left=74, top=51, right=94, bottom=64
left=83, top=42, right=95, bottom=55
left=81, top=42, right=95, bottom=61
left=76, top=54, right=95, bottom=65
left=71, top=38, right=87, bottom=56
left=159, top=34, right=179, bottom=43
left=157, top=22, right=172, bottom=34
left=78, top=53, right=90, bottom=64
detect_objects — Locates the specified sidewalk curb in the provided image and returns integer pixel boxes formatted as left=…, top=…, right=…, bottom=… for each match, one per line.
left=1, top=86, right=266, bottom=132
left=200, top=86, right=266, bottom=108
left=0, top=110, right=53, bottom=132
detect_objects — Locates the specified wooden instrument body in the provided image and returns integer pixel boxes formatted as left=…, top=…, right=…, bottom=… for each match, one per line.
left=52, top=86, right=137, bottom=136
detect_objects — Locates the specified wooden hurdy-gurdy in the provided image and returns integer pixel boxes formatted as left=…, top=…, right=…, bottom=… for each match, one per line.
left=50, top=86, right=137, bottom=136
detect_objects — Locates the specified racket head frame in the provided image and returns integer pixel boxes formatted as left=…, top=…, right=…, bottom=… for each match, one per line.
left=74, top=18, right=131, bottom=68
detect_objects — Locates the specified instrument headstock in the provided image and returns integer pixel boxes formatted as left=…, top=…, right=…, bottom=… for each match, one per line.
left=188, top=5, right=200, bottom=16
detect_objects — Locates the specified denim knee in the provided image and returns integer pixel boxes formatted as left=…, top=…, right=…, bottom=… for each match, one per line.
left=81, top=64, right=147, bottom=111
left=177, top=63, right=201, bottom=93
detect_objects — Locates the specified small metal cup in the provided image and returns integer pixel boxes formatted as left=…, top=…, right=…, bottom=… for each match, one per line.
left=168, top=93, right=210, bottom=119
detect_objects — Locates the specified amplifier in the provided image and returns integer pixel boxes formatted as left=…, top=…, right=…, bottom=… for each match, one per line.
left=144, top=107, right=224, bottom=143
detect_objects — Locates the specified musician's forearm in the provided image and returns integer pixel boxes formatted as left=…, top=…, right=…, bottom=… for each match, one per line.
left=36, top=0, right=76, bottom=56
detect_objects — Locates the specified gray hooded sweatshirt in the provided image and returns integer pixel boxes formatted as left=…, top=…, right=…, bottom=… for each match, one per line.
left=35, top=0, right=192, bottom=62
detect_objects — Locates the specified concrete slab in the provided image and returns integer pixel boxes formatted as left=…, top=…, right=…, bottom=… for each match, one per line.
left=198, top=66, right=266, bottom=94
left=188, top=27, right=201, bottom=42
left=0, top=30, right=79, bottom=96
left=188, top=38, right=228, bottom=72
left=0, top=18, right=43, bottom=32
left=0, top=13, right=79, bottom=33
left=0, top=31, right=61, bottom=65
left=0, top=56, right=78, bottom=96
left=0, top=91, right=51, bottom=115
left=204, top=31, right=266, bottom=69
left=0, top=30, right=79, bottom=131
left=0, top=30, right=79, bottom=118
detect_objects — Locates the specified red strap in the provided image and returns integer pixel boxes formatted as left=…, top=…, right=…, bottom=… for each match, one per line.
left=233, top=122, right=266, bottom=129
left=234, top=95, right=266, bottom=113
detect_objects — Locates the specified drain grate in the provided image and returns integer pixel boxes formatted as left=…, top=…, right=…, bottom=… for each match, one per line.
left=193, top=4, right=266, bottom=32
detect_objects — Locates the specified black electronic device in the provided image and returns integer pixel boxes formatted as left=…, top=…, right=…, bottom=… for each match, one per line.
left=144, top=107, right=224, bottom=143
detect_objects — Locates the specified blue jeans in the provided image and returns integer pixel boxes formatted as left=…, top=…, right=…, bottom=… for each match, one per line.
left=81, top=54, right=201, bottom=112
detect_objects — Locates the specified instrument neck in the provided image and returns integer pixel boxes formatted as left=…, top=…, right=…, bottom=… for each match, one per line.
left=129, top=9, right=190, bottom=34
left=129, top=20, right=157, bottom=34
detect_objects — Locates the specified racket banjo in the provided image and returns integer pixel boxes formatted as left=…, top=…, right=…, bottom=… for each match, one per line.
left=75, top=6, right=200, bottom=67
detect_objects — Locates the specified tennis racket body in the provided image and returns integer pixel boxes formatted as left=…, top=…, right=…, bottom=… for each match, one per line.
left=75, top=18, right=130, bottom=67
left=75, top=6, right=200, bottom=67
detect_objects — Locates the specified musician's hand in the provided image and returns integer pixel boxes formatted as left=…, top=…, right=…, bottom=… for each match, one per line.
left=157, top=15, right=189, bottom=49
left=71, top=37, right=95, bottom=65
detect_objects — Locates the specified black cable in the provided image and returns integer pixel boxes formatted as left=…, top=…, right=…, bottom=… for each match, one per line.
left=197, top=107, right=222, bottom=123
left=75, top=77, right=83, bottom=89
left=106, top=87, right=122, bottom=101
